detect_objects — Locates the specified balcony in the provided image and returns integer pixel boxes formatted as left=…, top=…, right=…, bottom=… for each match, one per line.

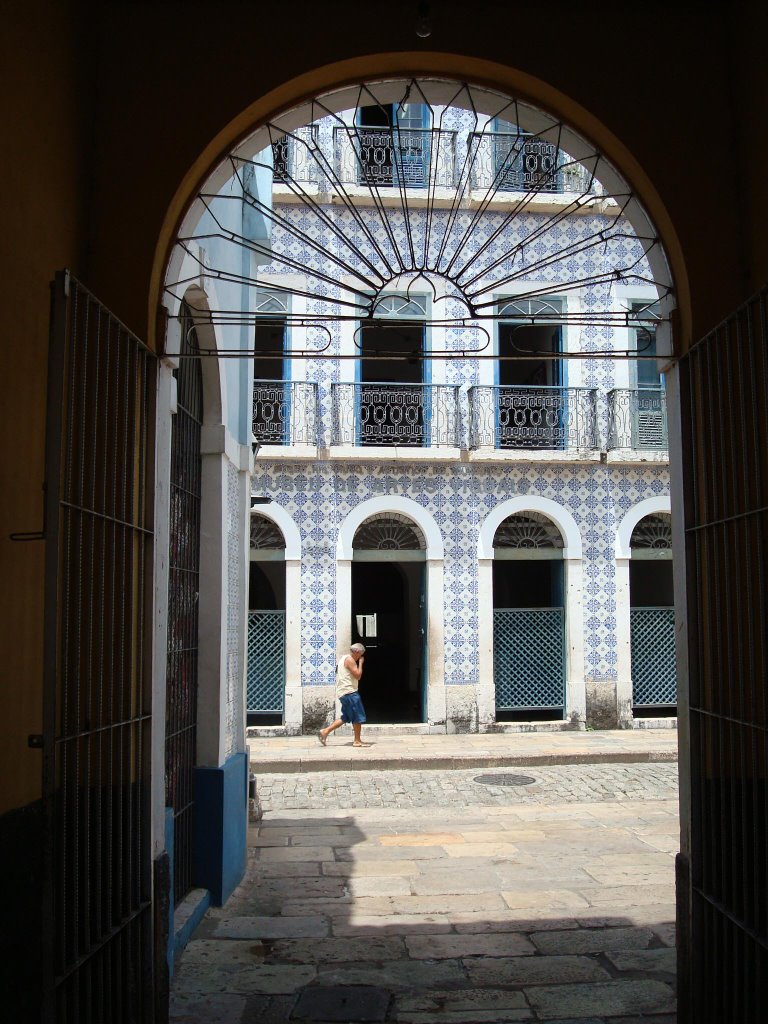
left=468, top=132, right=594, bottom=195
left=271, top=126, right=320, bottom=185
left=608, top=388, right=668, bottom=451
left=468, top=386, right=598, bottom=451
left=334, top=127, right=457, bottom=189
left=331, top=383, right=460, bottom=448
left=252, top=381, right=318, bottom=446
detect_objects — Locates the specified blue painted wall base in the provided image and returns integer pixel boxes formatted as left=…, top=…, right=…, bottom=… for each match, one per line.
left=192, top=751, right=249, bottom=905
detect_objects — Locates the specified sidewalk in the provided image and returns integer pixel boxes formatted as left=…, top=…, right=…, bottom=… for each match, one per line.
left=248, top=728, right=678, bottom=774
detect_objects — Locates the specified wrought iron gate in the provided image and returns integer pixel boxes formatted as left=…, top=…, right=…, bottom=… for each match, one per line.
left=247, top=610, right=285, bottom=714
left=42, top=272, right=156, bottom=1022
left=679, top=284, right=768, bottom=1021
left=493, top=608, right=565, bottom=710
left=630, top=607, right=677, bottom=707
left=165, top=304, right=203, bottom=903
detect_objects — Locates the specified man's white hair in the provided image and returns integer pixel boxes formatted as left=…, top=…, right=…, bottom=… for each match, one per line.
left=350, top=642, right=366, bottom=653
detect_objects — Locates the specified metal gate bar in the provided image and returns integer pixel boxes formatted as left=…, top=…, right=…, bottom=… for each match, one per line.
left=247, top=611, right=285, bottom=714
left=680, top=284, right=768, bottom=1020
left=493, top=608, right=565, bottom=710
left=165, top=304, right=203, bottom=904
left=630, top=606, right=677, bottom=706
left=43, top=272, right=155, bottom=1022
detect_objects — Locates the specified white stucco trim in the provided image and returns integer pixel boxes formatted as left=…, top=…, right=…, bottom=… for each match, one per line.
left=615, top=495, right=672, bottom=560
left=614, top=494, right=673, bottom=725
left=477, top=496, right=582, bottom=559
left=477, top=497, right=586, bottom=727
left=250, top=504, right=302, bottom=560
left=336, top=496, right=444, bottom=561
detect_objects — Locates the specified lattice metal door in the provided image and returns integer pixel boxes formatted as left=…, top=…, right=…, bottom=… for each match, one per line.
left=630, top=607, right=677, bottom=707
left=494, top=608, right=565, bottom=710
left=247, top=611, right=286, bottom=713
left=165, top=304, right=202, bottom=904
left=42, top=272, right=156, bottom=1022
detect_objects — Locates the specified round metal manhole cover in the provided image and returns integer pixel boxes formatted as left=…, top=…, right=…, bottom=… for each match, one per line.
left=474, top=773, right=537, bottom=788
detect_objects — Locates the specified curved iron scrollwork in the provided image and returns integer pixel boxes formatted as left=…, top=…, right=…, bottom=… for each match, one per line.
left=253, top=380, right=318, bottom=446
left=469, top=385, right=597, bottom=450
left=494, top=512, right=565, bottom=549
left=353, top=513, right=426, bottom=550
left=250, top=514, right=285, bottom=550
left=332, top=382, right=460, bottom=448
left=631, top=513, right=672, bottom=550
left=608, top=388, right=667, bottom=450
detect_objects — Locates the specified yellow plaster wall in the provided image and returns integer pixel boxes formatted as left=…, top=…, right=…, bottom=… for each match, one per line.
left=0, top=1, right=87, bottom=812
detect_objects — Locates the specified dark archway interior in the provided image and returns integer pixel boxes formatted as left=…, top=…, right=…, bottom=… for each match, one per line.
left=630, top=561, right=674, bottom=607
left=493, top=560, right=563, bottom=608
left=352, top=561, right=425, bottom=723
left=249, top=561, right=285, bottom=610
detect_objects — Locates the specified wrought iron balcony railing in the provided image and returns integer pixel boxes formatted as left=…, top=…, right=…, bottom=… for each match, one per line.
left=331, top=382, right=460, bottom=448
left=252, top=380, right=318, bottom=446
left=334, top=127, right=457, bottom=189
left=272, top=126, right=320, bottom=184
left=607, top=388, right=668, bottom=451
left=468, top=132, right=594, bottom=195
left=468, top=385, right=598, bottom=451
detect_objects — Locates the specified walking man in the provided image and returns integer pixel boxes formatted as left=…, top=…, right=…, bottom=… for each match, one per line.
left=319, top=643, right=368, bottom=747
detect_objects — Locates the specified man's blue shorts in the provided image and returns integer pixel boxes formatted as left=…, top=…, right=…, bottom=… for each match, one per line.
left=339, top=691, right=366, bottom=724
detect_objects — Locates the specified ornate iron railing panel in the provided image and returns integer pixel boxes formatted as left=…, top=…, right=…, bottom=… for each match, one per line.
left=253, top=380, right=318, bottom=446
left=494, top=608, right=566, bottom=710
left=469, top=385, right=597, bottom=450
left=468, top=132, right=594, bottom=194
left=608, top=388, right=668, bottom=450
left=272, top=125, right=319, bottom=184
left=331, top=382, right=460, bottom=447
left=334, top=127, right=457, bottom=188
left=630, top=607, right=677, bottom=707
left=247, top=611, right=285, bottom=714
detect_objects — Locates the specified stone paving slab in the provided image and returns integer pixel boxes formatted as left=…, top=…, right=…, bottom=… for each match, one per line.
left=249, top=729, right=678, bottom=774
left=172, top=764, right=679, bottom=1023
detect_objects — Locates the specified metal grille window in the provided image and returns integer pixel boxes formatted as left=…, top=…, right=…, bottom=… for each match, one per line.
left=630, top=513, right=675, bottom=709
left=247, top=611, right=286, bottom=713
left=353, top=513, right=426, bottom=551
left=42, top=273, right=156, bottom=1022
left=165, top=304, right=203, bottom=904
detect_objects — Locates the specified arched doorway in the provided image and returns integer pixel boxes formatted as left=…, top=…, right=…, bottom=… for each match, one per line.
left=491, top=512, right=566, bottom=721
left=629, top=512, right=676, bottom=715
left=247, top=513, right=287, bottom=725
left=351, top=513, right=427, bottom=724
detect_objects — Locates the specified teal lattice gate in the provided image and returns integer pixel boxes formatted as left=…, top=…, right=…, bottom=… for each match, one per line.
left=630, top=606, right=677, bottom=707
left=247, top=610, right=285, bottom=714
left=494, top=608, right=565, bottom=710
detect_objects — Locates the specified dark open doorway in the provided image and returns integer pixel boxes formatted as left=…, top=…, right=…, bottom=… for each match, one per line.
left=351, top=560, right=426, bottom=723
left=499, top=322, right=562, bottom=387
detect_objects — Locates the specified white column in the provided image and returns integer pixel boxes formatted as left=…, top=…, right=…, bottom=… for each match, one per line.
left=336, top=559, right=352, bottom=654
left=150, top=357, right=176, bottom=858
left=564, top=557, right=587, bottom=726
left=283, top=558, right=303, bottom=732
left=614, top=555, right=634, bottom=723
left=476, top=557, right=496, bottom=726
left=426, top=559, right=447, bottom=727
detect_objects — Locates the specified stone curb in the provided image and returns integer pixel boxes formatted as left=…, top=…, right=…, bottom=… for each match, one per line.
left=249, top=750, right=678, bottom=774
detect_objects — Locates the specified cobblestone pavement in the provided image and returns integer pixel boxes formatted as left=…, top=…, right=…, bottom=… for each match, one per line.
left=172, top=763, right=679, bottom=1023
left=254, top=763, right=679, bottom=812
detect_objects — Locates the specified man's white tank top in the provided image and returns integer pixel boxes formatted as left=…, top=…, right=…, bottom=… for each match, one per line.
left=336, top=656, right=358, bottom=698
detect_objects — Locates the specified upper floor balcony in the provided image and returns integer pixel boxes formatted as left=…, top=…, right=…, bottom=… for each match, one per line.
left=607, top=388, right=668, bottom=453
left=467, top=133, right=595, bottom=195
left=331, top=382, right=460, bottom=449
left=468, top=385, right=598, bottom=452
left=333, top=127, right=457, bottom=190
left=252, top=380, right=318, bottom=447
left=251, top=380, right=666, bottom=462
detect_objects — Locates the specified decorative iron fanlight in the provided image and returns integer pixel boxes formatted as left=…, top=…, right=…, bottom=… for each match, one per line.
left=631, top=513, right=672, bottom=550
left=494, top=511, right=564, bottom=549
left=353, top=512, right=426, bottom=550
left=250, top=513, right=285, bottom=550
